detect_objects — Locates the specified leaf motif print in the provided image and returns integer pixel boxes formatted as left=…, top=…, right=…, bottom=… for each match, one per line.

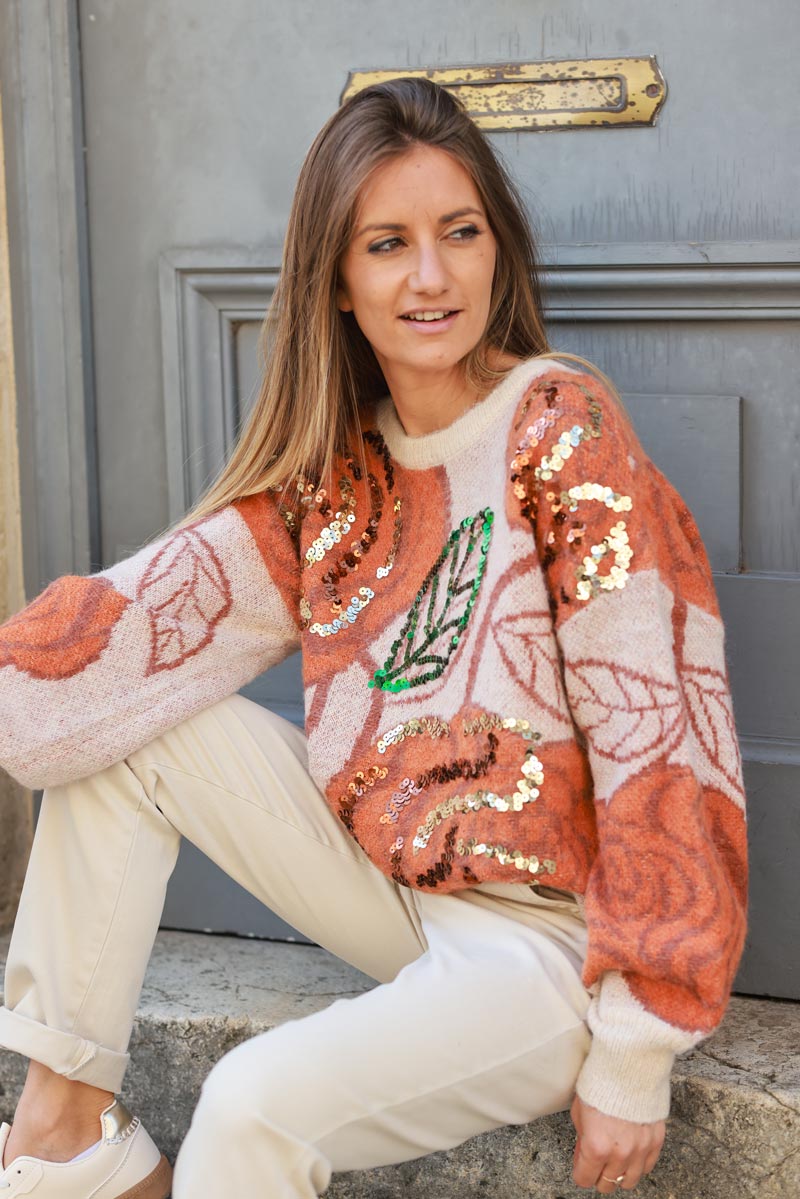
left=683, top=665, right=746, bottom=806
left=138, top=527, right=233, bottom=674
left=564, top=657, right=686, bottom=766
left=490, top=608, right=573, bottom=727
left=369, top=509, right=494, bottom=693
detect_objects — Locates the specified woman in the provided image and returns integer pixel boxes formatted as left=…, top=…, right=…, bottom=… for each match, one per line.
left=0, top=77, right=747, bottom=1197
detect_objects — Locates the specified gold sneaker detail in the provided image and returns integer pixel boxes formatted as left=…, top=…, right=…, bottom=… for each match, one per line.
left=102, top=1099, right=139, bottom=1144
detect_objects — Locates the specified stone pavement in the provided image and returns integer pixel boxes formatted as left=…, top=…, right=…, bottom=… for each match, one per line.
left=0, top=929, right=798, bottom=1198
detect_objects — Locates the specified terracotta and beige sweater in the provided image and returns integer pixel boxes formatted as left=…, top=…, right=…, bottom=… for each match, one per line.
left=0, top=356, right=747, bottom=1124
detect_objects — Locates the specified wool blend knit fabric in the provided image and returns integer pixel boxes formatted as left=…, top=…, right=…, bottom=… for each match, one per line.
left=0, top=356, right=747, bottom=1124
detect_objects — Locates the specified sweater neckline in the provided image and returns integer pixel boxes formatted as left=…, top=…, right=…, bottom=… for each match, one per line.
left=372, top=356, right=569, bottom=471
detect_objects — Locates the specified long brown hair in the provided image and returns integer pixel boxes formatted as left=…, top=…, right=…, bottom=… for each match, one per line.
left=182, top=76, right=557, bottom=526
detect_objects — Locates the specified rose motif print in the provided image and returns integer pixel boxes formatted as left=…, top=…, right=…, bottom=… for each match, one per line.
left=0, top=576, right=129, bottom=681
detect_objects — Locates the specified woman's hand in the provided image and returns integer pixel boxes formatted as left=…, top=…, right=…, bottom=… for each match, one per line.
left=570, top=1095, right=666, bottom=1192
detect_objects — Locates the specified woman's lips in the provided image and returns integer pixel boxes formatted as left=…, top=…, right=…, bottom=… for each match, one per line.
left=399, top=310, right=460, bottom=332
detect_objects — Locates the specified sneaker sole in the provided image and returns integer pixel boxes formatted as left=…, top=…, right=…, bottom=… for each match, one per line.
left=118, top=1153, right=172, bottom=1199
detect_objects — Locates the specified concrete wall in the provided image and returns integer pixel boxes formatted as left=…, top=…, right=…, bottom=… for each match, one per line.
left=0, top=88, right=33, bottom=929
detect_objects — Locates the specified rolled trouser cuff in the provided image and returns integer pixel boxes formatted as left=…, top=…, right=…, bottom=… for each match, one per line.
left=0, top=1006, right=129, bottom=1091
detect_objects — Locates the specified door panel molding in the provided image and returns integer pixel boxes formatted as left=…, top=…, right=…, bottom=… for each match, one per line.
left=159, top=249, right=281, bottom=522
left=740, top=737, right=800, bottom=767
left=545, top=243, right=800, bottom=320
left=546, top=265, right=800, bottom=320
left=550, top=242, right=800, bottom=266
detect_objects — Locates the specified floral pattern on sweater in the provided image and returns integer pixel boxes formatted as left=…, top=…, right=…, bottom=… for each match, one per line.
left=0, top=356, right=748, bottom=1124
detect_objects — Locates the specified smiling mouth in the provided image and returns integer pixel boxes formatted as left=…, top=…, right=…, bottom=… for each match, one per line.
left=400, top=309, right=459, bottom=322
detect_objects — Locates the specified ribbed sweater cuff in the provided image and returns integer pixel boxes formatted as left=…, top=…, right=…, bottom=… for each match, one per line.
left=575, top=1032, right=674, bottom=1123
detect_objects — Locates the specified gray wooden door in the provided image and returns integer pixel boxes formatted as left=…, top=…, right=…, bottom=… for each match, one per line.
left=8, top=1, right=797, bottom=994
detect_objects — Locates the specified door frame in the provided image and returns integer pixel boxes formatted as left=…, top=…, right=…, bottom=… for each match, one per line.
left=0, top=0, right=98, bottom=596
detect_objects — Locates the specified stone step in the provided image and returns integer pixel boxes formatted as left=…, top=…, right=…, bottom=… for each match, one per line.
left=1, top=929, right=798, bottom=1198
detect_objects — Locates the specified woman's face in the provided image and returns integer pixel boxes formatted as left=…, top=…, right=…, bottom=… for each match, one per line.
left=337, top=145, right=498, bottom=385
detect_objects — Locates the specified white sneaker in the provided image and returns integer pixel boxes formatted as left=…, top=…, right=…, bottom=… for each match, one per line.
left=0, top=1098, right=172, bottom=1198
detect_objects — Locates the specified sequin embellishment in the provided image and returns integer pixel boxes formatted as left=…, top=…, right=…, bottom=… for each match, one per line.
left=411, top=718, right=543, bottom=852
left=510, top=384, right=634, bottom=602
left=309, top=587, right=376, bottom=637
left=379, top=778, right=423, bottom=825
left=455, top=838, right=556, bottom=876
left=512, top=379, right=564, bottom=433
left=304, top=433, right=401, bottom=638
left=376, top=716, right=451, bottom=754
left=574, top=515, right=632, bottom=599
left=336, top=711, right=556, bottom=885
left=336, top=763, right=389, bottom=832
left=376, top=497, right=403, bottom=579
left=369, top=508, right=493, bottom=691
left=269, top=474, right=320, bottom=547
left=303, top=477, right=357, bottom=567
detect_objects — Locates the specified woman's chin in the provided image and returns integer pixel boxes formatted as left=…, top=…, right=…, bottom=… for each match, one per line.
left=379, top=338, right=486, bottom=379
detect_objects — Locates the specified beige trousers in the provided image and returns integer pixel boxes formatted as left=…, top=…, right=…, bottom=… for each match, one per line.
left=0, top=694, right=592, bottom=1197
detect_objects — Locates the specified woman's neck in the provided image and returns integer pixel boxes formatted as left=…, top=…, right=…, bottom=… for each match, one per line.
left=383, top=350, right=522, bottom=438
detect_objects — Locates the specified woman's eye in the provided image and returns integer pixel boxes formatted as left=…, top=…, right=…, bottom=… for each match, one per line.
left=449, top=224, right=480, bottom=241
left=368, top=237, right=404, bottom=254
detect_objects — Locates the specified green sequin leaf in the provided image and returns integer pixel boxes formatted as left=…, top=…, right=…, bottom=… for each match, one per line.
left=369, top=508, right=493, bottom=692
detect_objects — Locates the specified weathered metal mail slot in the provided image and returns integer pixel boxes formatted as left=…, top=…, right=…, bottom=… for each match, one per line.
left=341, top=58, right=667, bottom=131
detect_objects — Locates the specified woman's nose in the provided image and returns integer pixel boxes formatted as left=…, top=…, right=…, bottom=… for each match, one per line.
left=409, top=243, right=448, bottom=293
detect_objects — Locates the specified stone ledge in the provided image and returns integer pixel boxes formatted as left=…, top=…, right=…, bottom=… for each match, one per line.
left=0, top=929, right=798, bottom=1198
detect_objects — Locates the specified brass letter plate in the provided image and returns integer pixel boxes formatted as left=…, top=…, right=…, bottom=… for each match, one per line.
left=341, top=58, right=666, bottom=131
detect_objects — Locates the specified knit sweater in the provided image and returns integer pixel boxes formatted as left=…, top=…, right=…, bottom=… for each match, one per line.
left=0, top=356, right=747, bottom=1124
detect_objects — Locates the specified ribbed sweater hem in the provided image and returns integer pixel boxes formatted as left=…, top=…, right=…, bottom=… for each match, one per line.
left=575, top=1036, right=675, bottom=1123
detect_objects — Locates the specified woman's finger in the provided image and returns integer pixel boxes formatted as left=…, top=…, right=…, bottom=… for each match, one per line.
left=619, top=1130, right=665, bottom=1189
left=617, top=1150, right=648, bottom=1190
left=643, top=1131, right=666, bottom=1176
left=572, top=1137, right=611, bottom=1190
left=594, top=1156, right=629, bottom=1194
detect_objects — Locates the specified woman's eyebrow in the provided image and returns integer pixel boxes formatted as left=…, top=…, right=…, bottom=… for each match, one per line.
left=353, top=207, right=484, bottom=238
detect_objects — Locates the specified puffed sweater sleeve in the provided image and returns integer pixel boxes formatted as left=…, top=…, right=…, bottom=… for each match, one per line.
left=515, top=368, right=748, bottom=1123
left=0, top=493, right=302, bottom=790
